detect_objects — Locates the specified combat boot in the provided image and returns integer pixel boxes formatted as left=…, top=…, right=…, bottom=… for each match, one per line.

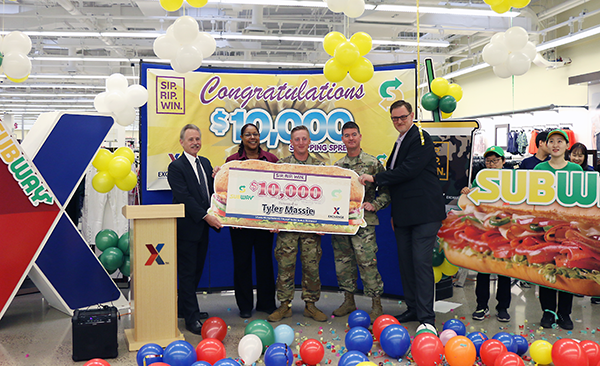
left=304, top=302, right=327, bottom=322
left=267, top=301, right=292, bottom=322
left=332, top=292, right=356, bottom=317
left=369, top=296, right=383, bottom=323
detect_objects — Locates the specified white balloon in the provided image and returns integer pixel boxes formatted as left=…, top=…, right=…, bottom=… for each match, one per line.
left=482, top=42, right=509, bottom=66
left=106, top=73, right=129, bottom=93
left=504, top=26, right=529, bottom=52
left=3, top=52, right=32, bottom=79
left=173, top=16, right=199, bottom=45
left=238, top=334, right=262, bottom=366
left=115, top=107, right=136, bottom=126
left=490, top=32, right=506, bottom=45
left=344, top=0, right=365, bottom=18
left=94, top=92, right=111, bottom=113
left=522, top=41, right=537, bottom=62
left=126, top=85, right=149, bottom=107
left=170, top=58, right=188, bottom=74
left=493, top=63, right=512, bottom=79
left=507, top=52, right=531, bottom=76
left=153, top=35, right=180, bottom=60
left=326, top=0, right=346, bottom=12
left=193, top=32, right=217, bottom=58
left=105, top=91, right=128, bottom=112
left=175, top=45, right=203, bottom=72
left=3, top=31, right=32, bottom=55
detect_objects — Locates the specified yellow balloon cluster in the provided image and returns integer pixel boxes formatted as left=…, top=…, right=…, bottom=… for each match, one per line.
left=434, top=259, right=459, bottom=283
left=91, top=147, right=137, bottom=193
left=422, top=77, right=463, bottom=119
left=322, top=31, right=374, bottom=83
left=485, top=0, right=530, bottom=14
left=159, top=0, right=207, bottom=12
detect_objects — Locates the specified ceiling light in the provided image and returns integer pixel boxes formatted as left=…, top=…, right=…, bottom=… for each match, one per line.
left=375, top=4, right=519, bottom=17
left=0, top=84, right=106, bottom=89
left=31, top=56, right=132, bottom=62
left=536, top=24, right=600, bottom=51
left=206, top=0, right=335, bottom=8
left=1, top=93, right=97, bottom=98
left=0, top=75, right=138, bottom=80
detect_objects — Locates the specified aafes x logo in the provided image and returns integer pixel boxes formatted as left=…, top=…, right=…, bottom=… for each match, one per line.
left=332, top=207, right=340, bottom=215
left=168, top=153, right=181, bottom=162
left=145, top=243, right=166, bottom=265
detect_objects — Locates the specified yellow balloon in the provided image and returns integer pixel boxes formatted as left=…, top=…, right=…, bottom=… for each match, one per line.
left=433, top=266, right=443, bottom=283
left=323, top=32, right=347, bottom=57
left=441, top=112, right=453, bottom=119
left=349, top=57, right=374, bottom=83
left=447, top=84, right=463, bottom=101
left=115, top=171, right=138, bottom=191
left=334, top=41, right=360, bottom=66
left=530, top=340, right=553, bottom=365
left=491, top=0, right=511, bottom=13
left=508, top=0, right=530, bottom=8
left=114, top=146, right=135, bottom=165
left=92, top=171, right=115, bottom=193
left=350, top=32, right=372, bottom=56
left=440, top=259, right=459, bottom=276
left=92, top=149, right=113, bottom=171
left=323, top=58, right=348, bottom=83
left=430, top=77, right=449, bottom=97
left=6, top=74, right=29, bottom=83
left=160, top=0, right=183, bottom=12
left=186, top=0, right=208, bottom=7
left=357, top=363, right=378, bottom=366
left=108, top=156, right=132, bottom=180
left=483, top=0, right=504, bottom=5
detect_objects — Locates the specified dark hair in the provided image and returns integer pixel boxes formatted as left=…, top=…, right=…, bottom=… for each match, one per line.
left=569, top=142, right=589, bottom=168
left=238, top=123, right=260, bottom=156
left=390, top=100, right=413, bottom=114
left=180, top=124, right=200, bottom=140
left=342, top=121, right=360, bottom=134
left=535, top=131, right=548, bottom=148
left=290, top=125, right=310, bottom=138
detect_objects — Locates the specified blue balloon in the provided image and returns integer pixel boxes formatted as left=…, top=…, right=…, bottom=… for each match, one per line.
left=339, top=350, right=369, bottom=366
left=264, top=342, right=294, bottom=366
left=443, top=319, right=466, bottom=336
left=214, top=359, right=242, bottom=366
left=274, top=324, right=295, bottom=346
left=348, top=310, right=371, bottom=329
left=492, top=332, right=517, bottom=354
left=163, top=340, right=196, bottom=366
left=379, top=324, right=411, bottom=359
left=513, top=335, right=529, bottom=356
left=345, top=326, right=373, bottom=355
left=136, top=343, right=163, bottom=366
left=192, top=362, right=212, bottom=366
left=466, top=332, right=488, bottom=357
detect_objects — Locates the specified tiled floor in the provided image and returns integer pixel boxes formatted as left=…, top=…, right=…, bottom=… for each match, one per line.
left=1, top=275, right=599, bottom=365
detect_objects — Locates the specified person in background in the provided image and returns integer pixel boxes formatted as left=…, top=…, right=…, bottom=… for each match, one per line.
left=519, top=131, right=550, bottom=169
left=331, top=121, right=391, bottom=322
left=535, top=129, right=583, bottom=330
left=225, top=124, right=278, bottom=318
left=461, top=146, right=512, bottom=323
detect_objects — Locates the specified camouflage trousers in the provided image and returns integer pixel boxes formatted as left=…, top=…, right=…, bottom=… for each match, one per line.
left=331, top=225, right=384, bottom=297
left=274, top=232, right=322, bottom=303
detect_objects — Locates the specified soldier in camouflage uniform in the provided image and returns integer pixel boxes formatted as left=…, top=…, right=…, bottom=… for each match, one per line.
left=267, top=125, right=327, bottom=322
left=331, top=121, right=391, bottom=322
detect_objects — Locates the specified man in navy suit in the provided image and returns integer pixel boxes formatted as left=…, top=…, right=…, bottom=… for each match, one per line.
left=168, top=124, right=222, bottom=335
left=359, top=100, right=446, bottom=333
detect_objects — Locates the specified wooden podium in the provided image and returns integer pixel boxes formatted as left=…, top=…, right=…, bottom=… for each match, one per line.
left=122, top=204, right=185, bottom=351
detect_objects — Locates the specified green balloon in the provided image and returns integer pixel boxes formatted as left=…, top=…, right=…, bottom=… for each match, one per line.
left=432, top=248, right=445, bottom=267
left=439, top=95, right=457, bottom=113
left=244, top=319, right=275, bottom=353
left=95, top=229, right=118, bottom=252
left=120, top=256, right=131, bottom=277
left=421, top=92, right=440, bottom=111
left=118, top=232, right=130, bottom=255
left=100, top=247, right=124, bottom=272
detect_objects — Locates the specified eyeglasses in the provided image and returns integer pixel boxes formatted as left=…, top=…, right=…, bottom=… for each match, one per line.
left=485, top=158, right=501, bottom=165
left=391, top=114, right=410, bottom=122
left=243, top=133, right=260, bottom=138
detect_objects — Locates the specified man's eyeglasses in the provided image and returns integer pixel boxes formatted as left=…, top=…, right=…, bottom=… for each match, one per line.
left=485, top=158, right=501, bottom=165
left=243, top=133, right=260, bottom=138
left=391, top=114, right=410, bottom=122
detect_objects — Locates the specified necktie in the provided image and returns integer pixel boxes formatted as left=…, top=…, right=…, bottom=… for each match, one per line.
left=195, top=157, right=209, bottom=202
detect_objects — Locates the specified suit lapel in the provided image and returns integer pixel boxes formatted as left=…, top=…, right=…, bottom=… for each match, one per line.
left=389, top=124, right=417, bottom=169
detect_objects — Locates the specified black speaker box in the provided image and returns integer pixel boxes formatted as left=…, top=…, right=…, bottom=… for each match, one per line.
left=72, top=306, right=119, bottom=361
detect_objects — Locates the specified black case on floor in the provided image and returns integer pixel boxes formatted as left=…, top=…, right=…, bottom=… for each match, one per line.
left=72, top=306, right=118, bottom=361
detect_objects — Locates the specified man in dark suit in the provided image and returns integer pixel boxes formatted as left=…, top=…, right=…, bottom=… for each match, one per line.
left=168, top=124, right=222, bottom=335
left=359, top=100, right=446, bottom=333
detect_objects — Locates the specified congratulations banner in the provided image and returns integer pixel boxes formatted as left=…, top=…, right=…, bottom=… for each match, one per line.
left=142, top=63, right=417, bottom=192
left=209, top=160, right=364, bottom=234
left=439, top=169, right=600, bottom=296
